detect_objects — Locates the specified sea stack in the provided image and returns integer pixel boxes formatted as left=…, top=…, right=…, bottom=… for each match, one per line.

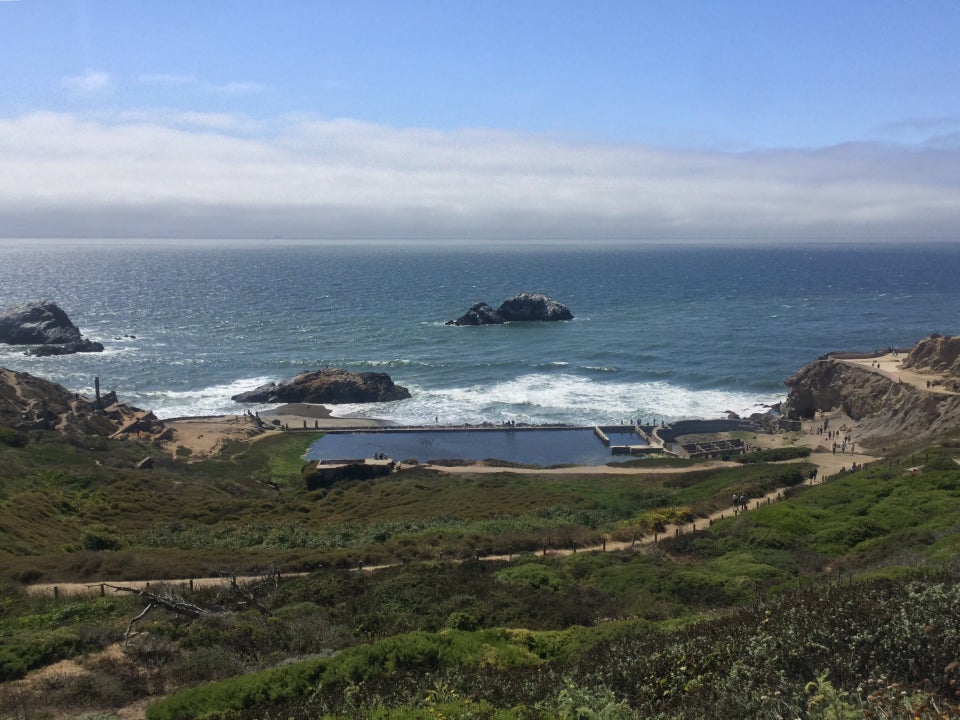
left=0, top=301, right=104, bottom=355
left=447, top=292, right=574, bottom=326
left=231, top=368, right=411, bottom=404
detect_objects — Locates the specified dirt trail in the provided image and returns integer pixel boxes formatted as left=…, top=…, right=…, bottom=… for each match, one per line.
left=842, top=353, right=958, bottom=396
left=25, top=574, right=286, bottom=599
left=27, top=418, right=876, bottom=598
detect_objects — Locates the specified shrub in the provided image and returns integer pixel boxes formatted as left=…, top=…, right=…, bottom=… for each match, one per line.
left=735, top=447, right=811, bottom=463
left=0, top=426, right=27, bottom=448
left=80, top=524, right=123, bottom=551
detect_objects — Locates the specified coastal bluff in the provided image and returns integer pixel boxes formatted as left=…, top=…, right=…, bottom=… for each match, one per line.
left=231, top=368, right=411, bottom=404
left=783, top=335, right=960, bottom=447
left=0, top=367, right=165, bottom=440
left=0, top=301, right=103, bottom=356
left=447, top=292, right=573, bottom=326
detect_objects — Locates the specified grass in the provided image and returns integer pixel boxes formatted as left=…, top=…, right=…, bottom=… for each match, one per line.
left=144, top=570, right=960, bottom=720
left=4, top=424, right=960, bottom=719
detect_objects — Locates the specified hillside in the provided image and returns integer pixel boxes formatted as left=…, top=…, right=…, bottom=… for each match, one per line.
left=0, top=367, right=166, bottom=441
left=1, top=351, right=959, bottom=719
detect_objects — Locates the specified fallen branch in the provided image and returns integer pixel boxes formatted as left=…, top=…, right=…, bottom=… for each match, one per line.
left=104, top=583, right=225, bottom=644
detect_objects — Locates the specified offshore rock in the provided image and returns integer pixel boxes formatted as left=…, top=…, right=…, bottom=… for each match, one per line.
left=29, top=339, right=105, bottom=356
left=231, top=369, right=411, bottom=404
left=497, top=292, right=574, bottom=322
left=447, top=293, right=573, bottom=326
left=0, top=301, right=104, bottom=355
left=445, top=302, right=505, bottom=326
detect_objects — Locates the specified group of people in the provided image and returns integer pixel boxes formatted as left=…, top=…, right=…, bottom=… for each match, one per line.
left=829, top=431, right=855, bottom=454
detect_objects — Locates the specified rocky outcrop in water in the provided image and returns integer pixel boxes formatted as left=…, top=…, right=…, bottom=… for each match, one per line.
left=0, top=301, right=103, bottom=355
left=231, top=369, right=411, bottom=404
left=446, top=293, right=573, bottom=326
left=446, top=302, right=504, bottom=326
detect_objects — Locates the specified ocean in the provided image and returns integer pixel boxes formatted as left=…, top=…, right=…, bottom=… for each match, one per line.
left=0, top=239, right=957, bottom=426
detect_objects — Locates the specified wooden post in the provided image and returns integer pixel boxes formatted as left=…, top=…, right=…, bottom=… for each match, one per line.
left=189, top=578, right=194, bottom=591
left=100, top=583, right=105, bottom=597
left=53, top=586, right=59, bottom=600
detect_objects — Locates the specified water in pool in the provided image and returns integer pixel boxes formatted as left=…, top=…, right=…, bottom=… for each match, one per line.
left=306, top=428, right=645, bottom=466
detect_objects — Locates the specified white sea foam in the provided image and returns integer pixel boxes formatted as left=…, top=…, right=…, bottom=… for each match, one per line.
left=330, top=373, right=784, bottom=427
left=130, top=376, right=277, bottom=419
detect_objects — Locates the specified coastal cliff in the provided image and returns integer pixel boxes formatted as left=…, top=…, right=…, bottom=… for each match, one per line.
left=784, top=335, right=960, bottom=448
left=903, top=334, right=960, bottom=379
left=0, top=368, right=165, bottom=439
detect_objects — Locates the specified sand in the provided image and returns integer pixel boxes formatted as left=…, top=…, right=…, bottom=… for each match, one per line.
left=160, top=404, right=383, bottom=458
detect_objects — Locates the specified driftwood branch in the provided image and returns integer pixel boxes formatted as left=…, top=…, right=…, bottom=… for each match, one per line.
left=105, top=583, right=225, bottom=643
left=124, top=602, right=154, bottom=645
left=228, top=575, right=273, bottom=617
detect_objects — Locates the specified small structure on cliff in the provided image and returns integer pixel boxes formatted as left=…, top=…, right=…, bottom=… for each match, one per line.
left=0, top=367, right=168, bottom=442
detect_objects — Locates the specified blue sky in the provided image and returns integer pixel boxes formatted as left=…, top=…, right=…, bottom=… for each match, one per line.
left=1, top=1, right=959, bottom=241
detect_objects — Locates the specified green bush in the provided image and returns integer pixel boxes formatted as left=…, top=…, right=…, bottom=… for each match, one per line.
left=0, top=426, right=27, bottom=448
left=735, top=446, right=811, bottom=463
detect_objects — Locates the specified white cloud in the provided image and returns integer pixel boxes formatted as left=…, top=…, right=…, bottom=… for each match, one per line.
left=60, top=71, right=113, bottom=98
left=0, top=111, right=957, bottom=242
left=138, top=73, right=198, bottom=86
left=136, top=73, right=267, bottom=96
left=212, top=81, right=267, bottom=95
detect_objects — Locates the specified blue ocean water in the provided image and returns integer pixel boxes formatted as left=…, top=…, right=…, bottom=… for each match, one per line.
left=0, top=239, right=957, bottom=425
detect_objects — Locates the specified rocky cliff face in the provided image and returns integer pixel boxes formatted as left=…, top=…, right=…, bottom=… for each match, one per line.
left=0, top=368, right=164, bottom=438
left=0, top=301, right=104, bottom=355
left=903, top=334, right=960, bottom=378
left=784, top=345, right=960, bottom=448
left=232, top=369, right=411, bottom=404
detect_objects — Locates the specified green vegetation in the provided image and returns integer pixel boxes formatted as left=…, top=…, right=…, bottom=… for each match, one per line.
left=2, top=422, right=960, bottom=719
left=734, top=445, right=812, bottom=463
